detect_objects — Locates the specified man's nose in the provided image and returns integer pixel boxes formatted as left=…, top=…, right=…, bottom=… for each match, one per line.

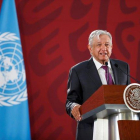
left=101, top=44, right=107, bottom=50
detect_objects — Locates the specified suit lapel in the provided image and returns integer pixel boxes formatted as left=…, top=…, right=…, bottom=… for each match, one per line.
left=86, top=58, right=102, bottom=87
left=86, top=58, right=120, bottom=85
left=110, top=59, right=120, bottom=85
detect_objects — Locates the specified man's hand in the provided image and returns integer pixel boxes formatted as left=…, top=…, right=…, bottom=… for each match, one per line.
left=71, top=105, right=82, bottom=121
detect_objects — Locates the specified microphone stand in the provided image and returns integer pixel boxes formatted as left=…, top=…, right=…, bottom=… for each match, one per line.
left=105, top=62, right=109, bottom=84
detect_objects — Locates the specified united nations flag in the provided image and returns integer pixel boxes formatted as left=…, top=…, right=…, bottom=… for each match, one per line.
left=0, top=0, right=31, bottom=139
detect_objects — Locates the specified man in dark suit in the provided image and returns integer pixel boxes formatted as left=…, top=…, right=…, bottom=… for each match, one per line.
left=66, top=30, right=130, bottom=140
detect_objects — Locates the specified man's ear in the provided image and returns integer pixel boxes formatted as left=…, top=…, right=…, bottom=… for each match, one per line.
left=88, top=45, right=92, bottom=52
left=111, top=44, right=113, bottom=49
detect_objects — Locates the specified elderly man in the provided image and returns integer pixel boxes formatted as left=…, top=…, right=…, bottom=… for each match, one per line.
left=66, top=30, right=130, bottom=140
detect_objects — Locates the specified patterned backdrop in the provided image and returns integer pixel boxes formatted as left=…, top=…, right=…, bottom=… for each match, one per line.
left=0, top=0, right=140, bottom=139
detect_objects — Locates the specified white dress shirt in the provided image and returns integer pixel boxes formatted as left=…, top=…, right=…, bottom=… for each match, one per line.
left=92, top=57, right=115, bottom=84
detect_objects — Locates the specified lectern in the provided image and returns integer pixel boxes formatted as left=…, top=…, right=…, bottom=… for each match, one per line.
left=79, top=85, right=140, bottom=140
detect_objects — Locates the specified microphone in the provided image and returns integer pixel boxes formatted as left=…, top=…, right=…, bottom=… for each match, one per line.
left=105, top=62, right=109, bottom=84
left=105, top=62, right=108, bottom=66
left=114, top=64, right=140, bottom=83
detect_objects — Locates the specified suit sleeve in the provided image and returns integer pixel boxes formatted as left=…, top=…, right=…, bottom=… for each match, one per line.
left=66, top=68, right=83, bottom=118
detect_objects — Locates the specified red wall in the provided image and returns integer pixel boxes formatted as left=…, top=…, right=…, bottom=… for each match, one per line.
left=0, top=0, right=140, bottom=139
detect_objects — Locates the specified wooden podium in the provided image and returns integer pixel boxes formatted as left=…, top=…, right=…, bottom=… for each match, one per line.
left=79, top=85, right=140, bottom=140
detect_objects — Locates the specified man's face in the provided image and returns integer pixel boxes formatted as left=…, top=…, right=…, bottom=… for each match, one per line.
left=88, top=34, right=113, bottom=64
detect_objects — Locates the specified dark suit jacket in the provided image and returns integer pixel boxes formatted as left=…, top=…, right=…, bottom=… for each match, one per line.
left=66, top=58, right=130, bottom=140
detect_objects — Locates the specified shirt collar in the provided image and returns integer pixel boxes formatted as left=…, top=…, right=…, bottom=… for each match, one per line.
left=92, top=57, right=112, bottom=70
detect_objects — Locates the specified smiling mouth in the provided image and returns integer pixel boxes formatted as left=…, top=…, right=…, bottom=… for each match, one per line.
left=99, top=53, right=107, bottom=55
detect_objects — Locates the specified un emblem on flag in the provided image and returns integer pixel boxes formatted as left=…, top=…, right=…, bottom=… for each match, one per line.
left=0, top=32, right=27, bottom=106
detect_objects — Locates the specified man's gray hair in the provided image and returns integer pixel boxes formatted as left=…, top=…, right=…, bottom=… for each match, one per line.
left=88, top=30, right=112, bottom=46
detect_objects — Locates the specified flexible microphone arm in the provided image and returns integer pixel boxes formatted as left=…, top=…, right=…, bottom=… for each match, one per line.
left=105, top=62, right=109, bottom=84
left=114, top=64, right=140, bottom=84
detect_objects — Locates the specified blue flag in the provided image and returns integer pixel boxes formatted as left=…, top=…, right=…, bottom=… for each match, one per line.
left=0, top=0, right=31, bottom=139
